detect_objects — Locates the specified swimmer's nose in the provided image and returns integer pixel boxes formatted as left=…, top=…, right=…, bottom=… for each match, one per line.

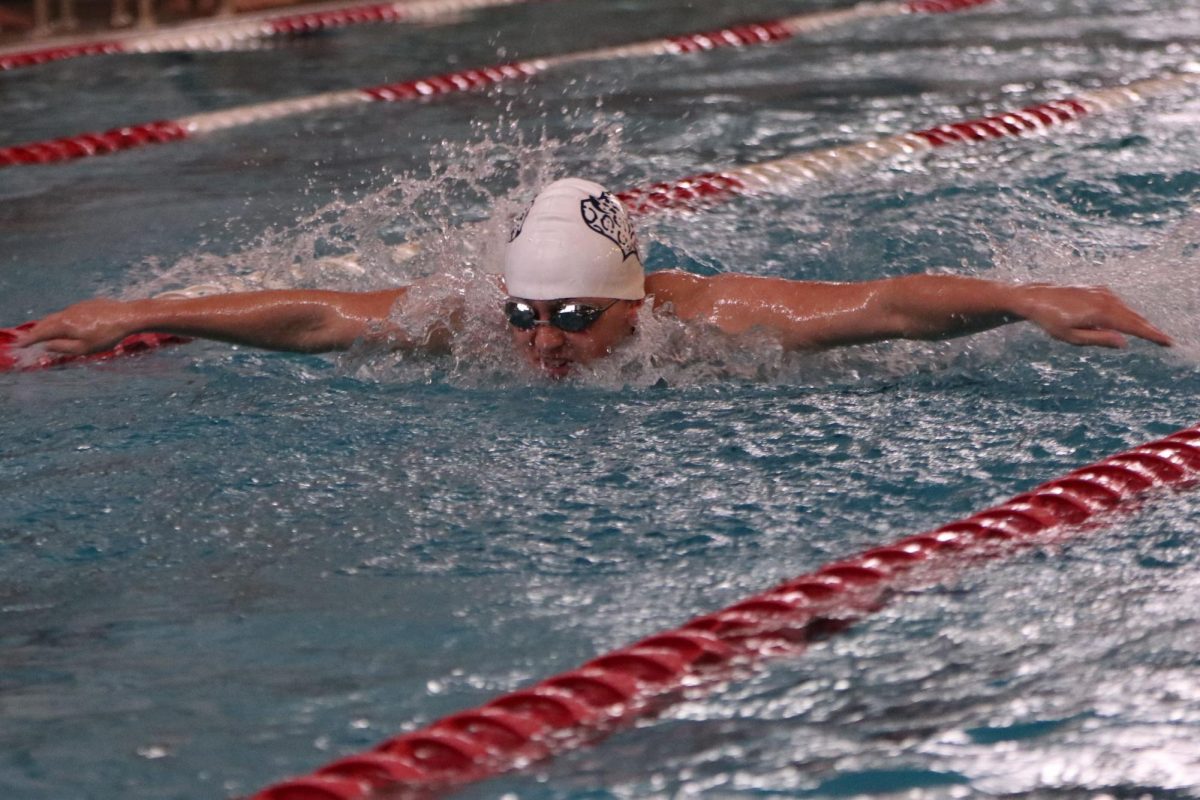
left=532, top=323, right=566, bottom=351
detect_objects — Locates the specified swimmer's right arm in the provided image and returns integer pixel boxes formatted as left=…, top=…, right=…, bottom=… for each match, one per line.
left=15, top=289, right=415, bottom=356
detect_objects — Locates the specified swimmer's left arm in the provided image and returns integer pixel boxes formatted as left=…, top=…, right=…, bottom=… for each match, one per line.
left=660, top=272, right=1173, bottom=349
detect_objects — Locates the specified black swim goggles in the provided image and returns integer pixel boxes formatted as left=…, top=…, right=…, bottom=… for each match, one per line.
left=504, top=299, right=621, bottom=333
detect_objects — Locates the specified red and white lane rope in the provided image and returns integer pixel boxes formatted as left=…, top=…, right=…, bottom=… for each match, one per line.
left=0, top=0, right=994, bottom=168
left=0, top=0, right=538, bottom=71
left=2, top=70, right=1197, bottom=372
left=615, top=71, right=1200, bottom=215
left=246, top=425, right=1200, bottom=800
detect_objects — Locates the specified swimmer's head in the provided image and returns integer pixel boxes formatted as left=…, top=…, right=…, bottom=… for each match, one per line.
left=503, top=178, right=645, bottom=379
left=504, top=178, right=645, bottom=301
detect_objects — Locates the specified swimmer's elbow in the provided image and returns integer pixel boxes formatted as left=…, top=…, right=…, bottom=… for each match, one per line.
left=301, top=289, right=405, bottom=352
left=298, top=313, right=376, bottom=352
left=811, top=283, right=925, bottom=346
left=262, top=304, right=359, bottom=353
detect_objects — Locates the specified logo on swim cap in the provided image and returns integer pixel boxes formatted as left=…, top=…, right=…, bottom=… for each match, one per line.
left=503, top=177, right=645, bottom=301
left=581, top=192, right=639, bottom=261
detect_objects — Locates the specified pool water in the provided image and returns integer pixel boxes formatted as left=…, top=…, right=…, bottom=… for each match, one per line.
left=2, top=0, right=1200, bottom=797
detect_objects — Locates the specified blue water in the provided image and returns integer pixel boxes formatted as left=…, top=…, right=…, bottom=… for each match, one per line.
left=3, top=0, right=1200, bottom=798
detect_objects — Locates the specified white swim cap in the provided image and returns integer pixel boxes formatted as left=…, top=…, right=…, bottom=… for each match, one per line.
left=504, top=177, right=645, bottom=300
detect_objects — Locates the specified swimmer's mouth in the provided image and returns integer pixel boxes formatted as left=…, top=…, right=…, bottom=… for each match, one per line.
left=538, top=358, right=572, bottom=379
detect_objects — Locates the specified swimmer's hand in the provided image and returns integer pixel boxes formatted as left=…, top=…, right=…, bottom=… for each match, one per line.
left=16, top=298, right=141, bottom=356
left=1012, top=284, right=1174, bottom=349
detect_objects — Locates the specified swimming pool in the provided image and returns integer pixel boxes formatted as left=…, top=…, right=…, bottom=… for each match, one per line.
left=2, top=0, right=1200, bottom=797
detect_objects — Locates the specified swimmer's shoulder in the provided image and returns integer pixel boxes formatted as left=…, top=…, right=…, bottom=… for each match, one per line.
left=645, top=270, right=712, bottom=318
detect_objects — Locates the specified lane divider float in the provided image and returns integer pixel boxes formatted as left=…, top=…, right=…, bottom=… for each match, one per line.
left=0, top=0, right=542, bottom=70
left=2, top=70, right=1197, bottom=372
left=0, top=0, right=994, bottom=168
left=615, top=71, right=1200, bottom=215
left=246, top=424, right=1200, bottom=799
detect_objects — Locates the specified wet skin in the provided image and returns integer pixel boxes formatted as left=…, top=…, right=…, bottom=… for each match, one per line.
left=508, top=297, right=643, bottom=379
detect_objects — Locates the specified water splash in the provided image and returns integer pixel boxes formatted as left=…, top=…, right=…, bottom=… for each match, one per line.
left=125, top=112, right=629, bottom=299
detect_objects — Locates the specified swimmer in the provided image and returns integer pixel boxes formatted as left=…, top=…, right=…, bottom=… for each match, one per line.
left=13, top=177, right=1173, bottom=378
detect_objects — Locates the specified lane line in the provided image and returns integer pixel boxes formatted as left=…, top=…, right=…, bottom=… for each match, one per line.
left=248, top=424, right=1200, bottom=799
left=0, top=0, right=545, bottom=70
left=0, top=0, right=995, bottom=168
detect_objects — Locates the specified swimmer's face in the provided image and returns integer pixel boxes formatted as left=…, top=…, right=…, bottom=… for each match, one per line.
left=506, top=297, right=642, bottom=379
